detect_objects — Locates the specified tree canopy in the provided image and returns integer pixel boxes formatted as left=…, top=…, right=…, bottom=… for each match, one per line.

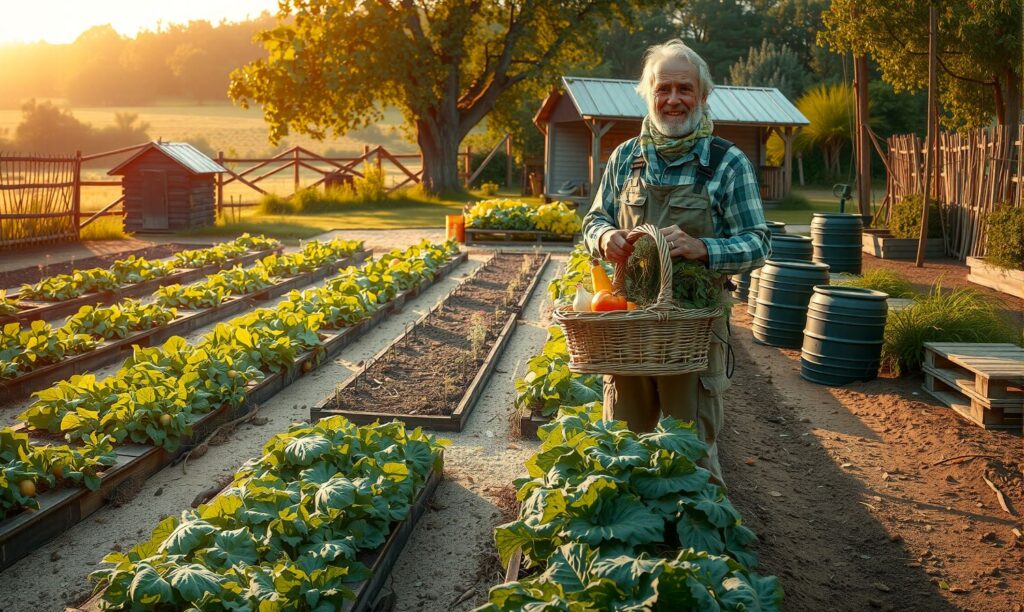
left=820, top=0, right=1022, bottom=128
left=229, top=0, right=640, bottom=193
left=729, top=40, right=810, bottom=99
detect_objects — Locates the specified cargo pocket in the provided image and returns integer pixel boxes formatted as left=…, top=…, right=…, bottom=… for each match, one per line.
left=697, top=374, right=729, bottom=446
left=618, top=194, right=647, bottom=229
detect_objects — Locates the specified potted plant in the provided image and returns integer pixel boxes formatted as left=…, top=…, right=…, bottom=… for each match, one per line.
left=862, top=194, right=945, bottom=259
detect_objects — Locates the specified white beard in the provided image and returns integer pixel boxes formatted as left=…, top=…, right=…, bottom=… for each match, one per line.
left=652, top=103, right=704, bottom=138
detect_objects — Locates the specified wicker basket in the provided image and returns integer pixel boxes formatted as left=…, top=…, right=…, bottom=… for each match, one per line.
left=553, top=224, right=722, bottom=376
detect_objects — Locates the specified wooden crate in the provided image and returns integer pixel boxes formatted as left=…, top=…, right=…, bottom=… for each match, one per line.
left=922, top=342, right=1024, bottom=430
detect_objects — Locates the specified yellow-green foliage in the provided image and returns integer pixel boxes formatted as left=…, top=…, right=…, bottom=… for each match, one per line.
left=768, top=84, right=854, bottom=176
left=479, top=181, right=500, bottom=196
left=80, top=217, right=131, bottom=241
left=350, top=163, right=388, bottom=202
left=834, top=269, right=914, bottom=298
left=465, top=199, right=580, bottom=235
left=984, top=205, right=1024, bottom=270
left=888, top=194, right=942, bottom=239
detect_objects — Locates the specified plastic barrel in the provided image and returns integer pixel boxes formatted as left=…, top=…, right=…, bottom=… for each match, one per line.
left=811, top=213, right=863, bottom=274
left=770, top=234, right=813, bottom=262
left=752, top=259, right=830, bottom=348
left=746, top=268, right=762, bottom=316
left=800, top=286, right=888, bottom=385
left=733, top=222, right=785, bottom=300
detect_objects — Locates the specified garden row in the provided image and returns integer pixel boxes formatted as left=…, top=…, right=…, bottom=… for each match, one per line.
left=0, top=237, right=369, bottom=398
left=0, top=234, right=282, bottom=324
left=463, top=199, right=581, bottom=245
left=0, top=240, right=465, bottom=571
left=0, top=237, right=368, bottom=401
left=478, top=254, right=782, bottom=609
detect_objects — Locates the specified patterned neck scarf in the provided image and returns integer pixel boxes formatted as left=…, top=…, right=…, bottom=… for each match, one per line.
left=640, top=112, right=715, bottom=161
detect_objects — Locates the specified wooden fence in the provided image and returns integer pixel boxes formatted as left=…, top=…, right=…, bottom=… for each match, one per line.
left=0, top=142, right=487, bottom=248
left=885, top=125, right=1023, bottom=261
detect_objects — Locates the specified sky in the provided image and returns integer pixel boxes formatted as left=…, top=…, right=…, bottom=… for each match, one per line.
left=0, top=0, right=281, bottom=45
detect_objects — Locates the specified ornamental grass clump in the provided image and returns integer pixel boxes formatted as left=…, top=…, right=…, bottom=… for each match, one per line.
left=834, top=268, right=915, bottom=298
left=882, top=283, right=1019, bottom=375
left=984, top=205, right=1024, bottom=270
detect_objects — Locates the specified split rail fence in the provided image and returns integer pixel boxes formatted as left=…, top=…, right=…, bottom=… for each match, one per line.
left=884, top=124, right=1023, bottom=261
left=0, top=143, right=482, bottom=249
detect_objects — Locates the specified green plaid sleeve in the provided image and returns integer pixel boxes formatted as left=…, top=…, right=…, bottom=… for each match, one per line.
left=582, top=141, right=631, bottom=258
left=700, top=150, right=771, bottom=275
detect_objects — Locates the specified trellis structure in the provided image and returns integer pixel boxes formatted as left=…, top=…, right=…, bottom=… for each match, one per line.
left=884, top=125, right=1023, bottom=261
left=0, top=154, right=80, bottom=248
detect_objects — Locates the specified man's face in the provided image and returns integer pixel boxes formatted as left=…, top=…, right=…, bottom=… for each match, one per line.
left=649, top=56, right=704, bottom=137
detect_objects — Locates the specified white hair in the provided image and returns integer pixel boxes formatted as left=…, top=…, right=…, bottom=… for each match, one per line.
left=635, top=39, right=714, bottom=104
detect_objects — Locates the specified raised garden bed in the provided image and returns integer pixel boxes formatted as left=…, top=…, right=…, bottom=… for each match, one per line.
left=966, top=256, right=1024, bottom=299
left=0, top=245, right=281, bottom=325
left=0, top=252, right=467, bottom=571
left=464, top=228, right=579, bottom=246
left=0, top=250, right=370, bottom=400
left=861, top=228, right=944, bottom=260
left=312, top=251, right=550, bottom=431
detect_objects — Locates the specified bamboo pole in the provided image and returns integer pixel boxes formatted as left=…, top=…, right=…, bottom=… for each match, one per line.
left=916, top=6, right=938, bottom=267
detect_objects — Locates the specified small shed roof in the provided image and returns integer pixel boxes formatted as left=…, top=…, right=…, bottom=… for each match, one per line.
left=108, top=141, right=226, bottom=176
left=535, top=77, right=809, bottom=127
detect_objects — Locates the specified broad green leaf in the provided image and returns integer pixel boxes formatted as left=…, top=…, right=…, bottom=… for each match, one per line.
left=562, top=496, right=663, bottom=547
left=209, top=527, right=259, bottom=567
left=539, top=543, right=593, bottom=593
left=314, top=477, right=357, bottom=513
left=283, top=435, right=332, bottom=466
left=675, top=512, right=725, bottom=556
left=166, top=563, right=224, bottom=601
left=128, top=564, right=174, bottom=605
left=160, top=518, right=217, bottom=555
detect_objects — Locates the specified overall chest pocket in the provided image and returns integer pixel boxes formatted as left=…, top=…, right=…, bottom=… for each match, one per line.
left=666, top=191, right=713, bottom=238
left=618, top=192, right=647, bottom=230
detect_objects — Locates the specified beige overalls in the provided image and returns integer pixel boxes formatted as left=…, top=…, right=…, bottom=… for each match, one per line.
left=604, top=154, right=731, bottom=485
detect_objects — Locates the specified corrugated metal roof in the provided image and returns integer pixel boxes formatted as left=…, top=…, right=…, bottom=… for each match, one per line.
left=108, top=141, right=226, bottom=175
left=562, top=77, right=809, bottom=126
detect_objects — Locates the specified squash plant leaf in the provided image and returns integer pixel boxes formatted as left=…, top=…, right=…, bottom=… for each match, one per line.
left=562, top=495, right=663, bottom=547
left=128, top=564, right=174, bottom=606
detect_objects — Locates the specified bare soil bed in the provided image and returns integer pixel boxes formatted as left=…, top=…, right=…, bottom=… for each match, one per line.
left=324, top=252, right=546, bottom=420
left=0, top=242, right=201, bottom=288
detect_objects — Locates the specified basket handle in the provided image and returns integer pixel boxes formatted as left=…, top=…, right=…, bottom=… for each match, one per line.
left=611, top=224, right=674, bottom=308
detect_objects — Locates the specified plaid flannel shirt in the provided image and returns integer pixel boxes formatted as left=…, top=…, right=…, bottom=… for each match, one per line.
left=583, top=134, right=771, bottom=275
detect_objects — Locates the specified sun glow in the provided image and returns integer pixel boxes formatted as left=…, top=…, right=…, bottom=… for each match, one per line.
left=0, top=0, right=280, bottom=45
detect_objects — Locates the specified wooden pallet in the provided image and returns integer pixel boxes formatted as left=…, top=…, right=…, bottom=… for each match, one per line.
left=464, top=228, right=579, bottom=246
left=922, top=342, right=1024, bottom=430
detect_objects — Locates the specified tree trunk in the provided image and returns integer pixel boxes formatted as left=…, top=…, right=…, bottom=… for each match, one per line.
left=417, top=118, right=464, bottom=194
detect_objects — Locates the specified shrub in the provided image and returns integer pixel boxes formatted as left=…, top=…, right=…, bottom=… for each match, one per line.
left=257, top=193, right=295, bottom=215
left=882, top=283, right=1019, bottom=375
left=350, top=163, right=388, bottom=202
left=479, top=181, right=499, bottom=196
left=888, top=194, right=942, bottom=239
left=984, top=204, right=1024, bottom=270
left=834, top=269, right=914, bottom=298
left=777, top=191, right=811, bottom=210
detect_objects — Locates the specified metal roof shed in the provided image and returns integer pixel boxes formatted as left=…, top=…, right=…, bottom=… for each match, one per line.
left=534, top=77, right=809, bottom=204
left=109, top=141, right=225, bottom=232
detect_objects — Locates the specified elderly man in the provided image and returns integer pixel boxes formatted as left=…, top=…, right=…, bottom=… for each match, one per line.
left=583, top=39, right=769, bottom=484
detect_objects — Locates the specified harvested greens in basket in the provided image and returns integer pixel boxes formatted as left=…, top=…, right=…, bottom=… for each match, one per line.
left=625, top=235, right=722, bottom=309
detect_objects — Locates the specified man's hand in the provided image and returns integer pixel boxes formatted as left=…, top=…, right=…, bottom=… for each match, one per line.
left=599, top=229, right=635, bottom=264
left=660, top=225, right=709, bottom=262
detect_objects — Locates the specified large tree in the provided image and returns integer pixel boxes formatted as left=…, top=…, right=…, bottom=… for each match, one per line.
left=228, top=0, right=639, bottom=194
left=820, top=0, right=1022, bottom=129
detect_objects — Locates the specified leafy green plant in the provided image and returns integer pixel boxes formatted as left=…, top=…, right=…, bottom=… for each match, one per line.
left=156, top=284, right=228, bottom=310
left=834, top=269, right=915, bottom=298
left=479, top=181, right=500, bottom=196
left=626, top=236, right=722, bottom=309
left=110, top=256, right=175, bottom=285
left=20, top=268, right=120, bottom=301
left=882, top=283, right=1020, bottom=375
left=888, top=194, right=943, bottom=240
left=0, top=320, right=98, bottom=379
left=63, top=299, right=178, bottom=340
left=0, top=290, right=20, bottom=317
left=547, top=245, right=600, bottom=304
left=350, top=162, right=388, bottom=202
left=516, top=326, right=601, bottom=418
left=984, top=204, right=1024, bottom=270
left=90, top=417, right=447, bottom=610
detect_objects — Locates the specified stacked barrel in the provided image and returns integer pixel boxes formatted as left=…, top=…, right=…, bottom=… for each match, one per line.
left=800, top=286, right=888, bottom=384
left=810, top=213, right=863, bottom=274
left=751, top=260, right=830, bottom=348
left=731, top=221, right=787, bottom=301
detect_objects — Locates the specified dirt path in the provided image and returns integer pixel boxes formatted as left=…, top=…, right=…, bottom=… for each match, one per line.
left=724, top=305, right=1022, bottom=611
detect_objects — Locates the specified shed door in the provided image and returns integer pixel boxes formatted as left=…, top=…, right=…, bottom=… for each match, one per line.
left=141, top=170, right=169, bottom=230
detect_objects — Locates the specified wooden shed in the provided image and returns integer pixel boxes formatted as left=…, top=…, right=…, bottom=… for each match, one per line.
left=534, top=77, right=809, bottom=205
left=109, top=141, right=225, bottom=232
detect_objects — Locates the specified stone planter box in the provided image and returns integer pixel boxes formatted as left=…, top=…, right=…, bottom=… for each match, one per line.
left=966, top=257, right=1024, bottom=299
left=862, top=228, right=945, bottom=259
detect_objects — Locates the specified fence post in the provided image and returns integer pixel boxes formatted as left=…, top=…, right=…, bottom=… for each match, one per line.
left=216, top=151, right=224, bottom=218
left=293, top=147, right=300, bottom=195
left=506, top=136, right=514, bottom=189
left=73, top=150, right=82, bottom=239
left=376, top=146, right=383, bottom=173
left=464, top=146, right=472, bottom=184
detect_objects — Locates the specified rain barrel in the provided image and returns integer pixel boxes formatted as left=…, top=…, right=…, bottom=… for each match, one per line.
left=732, top=222, right=786, bottom=300
left=800, top=286, right=888, bottom=385
left=746, top=268, right=762, bottom=316
left=771, top=234, right=813, bottom=262
left=752, top=260, right=830, bottom=348
left=811, top=213, right=863, bottom=274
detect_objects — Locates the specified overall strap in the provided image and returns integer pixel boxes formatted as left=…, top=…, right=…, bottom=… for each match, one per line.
left=693, top=136, right=734, bottom=194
